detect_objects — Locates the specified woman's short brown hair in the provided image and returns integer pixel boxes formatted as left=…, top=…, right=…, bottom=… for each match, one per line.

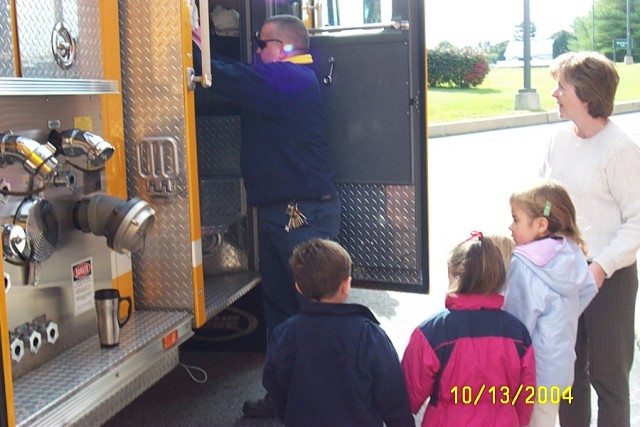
left=549, top=51, right=619, bottom=119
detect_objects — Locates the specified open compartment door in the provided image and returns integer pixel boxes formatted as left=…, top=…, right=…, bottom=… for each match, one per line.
left=308, top=0, right=428, bottom=293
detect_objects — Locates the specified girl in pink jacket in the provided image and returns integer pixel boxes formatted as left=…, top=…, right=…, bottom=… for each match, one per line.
left=402, top=233, right=536, bottom=427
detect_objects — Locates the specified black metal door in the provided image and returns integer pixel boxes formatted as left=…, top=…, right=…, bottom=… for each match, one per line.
left=308, top=0, right=428, bottom=293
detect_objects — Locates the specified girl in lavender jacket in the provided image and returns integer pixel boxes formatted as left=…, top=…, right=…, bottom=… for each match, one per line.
left=504, top=180, right=598, bottom=427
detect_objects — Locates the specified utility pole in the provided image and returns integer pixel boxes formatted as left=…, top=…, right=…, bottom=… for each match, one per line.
left=624, top=0, right=634, bottom=64
left=592, top=0, right=595, bottom=51
left=515, top=0, right=540, bottom=110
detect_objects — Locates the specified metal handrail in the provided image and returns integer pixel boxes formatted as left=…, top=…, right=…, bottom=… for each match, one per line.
left=192, top=0, right=212, bottom=88
left=309, top=20, right=409, bottom=34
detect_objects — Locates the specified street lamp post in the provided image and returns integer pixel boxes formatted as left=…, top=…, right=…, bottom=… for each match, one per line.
left=624, top=0, right=634, bottom=64
left=515, top=0, right=540, bottom=110
left=592, top=0, right=595, bottom=51
left=523, top=0, right=531, bottom=91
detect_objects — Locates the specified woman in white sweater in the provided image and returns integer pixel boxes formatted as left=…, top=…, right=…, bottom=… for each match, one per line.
left=541, top=51, right=640, bottom=427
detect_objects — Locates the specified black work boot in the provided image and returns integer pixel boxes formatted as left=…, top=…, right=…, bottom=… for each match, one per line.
left=242, top=393, right=277, bottom=418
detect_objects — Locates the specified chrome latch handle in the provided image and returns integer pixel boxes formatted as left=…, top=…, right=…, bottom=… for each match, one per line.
left=323, top=57, right=335, bottom=85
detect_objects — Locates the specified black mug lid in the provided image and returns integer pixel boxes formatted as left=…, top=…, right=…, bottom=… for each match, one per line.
left=95, top=288, right=119, bottom=300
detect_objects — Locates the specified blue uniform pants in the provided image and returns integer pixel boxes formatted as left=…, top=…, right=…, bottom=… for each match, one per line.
left=257, top=197, right=341, bottom=337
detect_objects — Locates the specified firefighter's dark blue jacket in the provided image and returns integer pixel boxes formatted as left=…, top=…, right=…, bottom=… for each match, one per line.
left=194, top=46, right=337, bottom=207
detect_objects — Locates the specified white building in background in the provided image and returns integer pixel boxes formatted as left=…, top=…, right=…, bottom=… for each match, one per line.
left=496, top=39, right=554, bottom=67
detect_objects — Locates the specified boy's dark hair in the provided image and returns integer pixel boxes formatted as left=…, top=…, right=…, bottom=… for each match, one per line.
left=448, top=233, right=506, bottom=295
left=290, top=239, right=352, bottom=300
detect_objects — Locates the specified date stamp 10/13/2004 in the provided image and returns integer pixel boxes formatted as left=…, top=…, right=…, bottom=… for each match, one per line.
left=450, top=385, right=573, bottom=406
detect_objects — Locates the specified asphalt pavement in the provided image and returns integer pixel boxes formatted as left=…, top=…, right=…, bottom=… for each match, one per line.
left=104, top=109, right=640, bottom=427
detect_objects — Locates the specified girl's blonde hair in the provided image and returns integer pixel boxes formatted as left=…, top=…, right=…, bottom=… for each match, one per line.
left=486, top=233, right=516, bottom=269
left=510, top=180, right=588, bottom=255
left=448, top=233, right=507, bottom=295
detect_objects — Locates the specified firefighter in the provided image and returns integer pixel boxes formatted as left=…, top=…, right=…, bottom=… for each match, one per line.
left=193, top=13, right=341, bottom=418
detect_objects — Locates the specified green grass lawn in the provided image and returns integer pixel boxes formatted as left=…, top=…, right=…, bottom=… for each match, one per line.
left=427, top=63, right=640, bottom=123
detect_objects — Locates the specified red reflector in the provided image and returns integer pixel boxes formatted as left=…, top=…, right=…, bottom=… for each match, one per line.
left=163, top=330, right=179, bottom=349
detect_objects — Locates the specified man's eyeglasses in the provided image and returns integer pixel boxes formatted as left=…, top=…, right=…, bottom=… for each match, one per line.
left=254, top=32, right=284, bottom=50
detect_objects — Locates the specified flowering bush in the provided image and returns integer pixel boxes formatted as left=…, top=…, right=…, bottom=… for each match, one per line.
left=427, top=47, right=490, bottom=88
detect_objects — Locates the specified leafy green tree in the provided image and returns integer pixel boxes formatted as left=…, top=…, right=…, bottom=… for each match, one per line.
left=551, top=30, right=574, bottom=57
left=436, top=41, right=456, bottom=50
left=475, top=40, right=509, bottom=63
left=514, top=21, right=537, bottom=41
left=494, top=40, right=509, bottom=61
left=570, top=0, right=640, bottom=60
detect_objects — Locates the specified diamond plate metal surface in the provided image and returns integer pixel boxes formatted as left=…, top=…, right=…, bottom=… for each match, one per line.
left=204, top=271, right=261, bottom=319
left=197, top=112, right=249, bottom=276
left=15, top=0, right=103, bottom=79
left=202, top=221, right=249, bottom=276
left=199, top=176, right=248, bottom=275
left=199, top=177, right=245, bottom=229
left=120, top=0, right=194, bottom=310
left=13, top=310, right=190, bottom=426
left=72, top=349, right=178, bottom=427
left=337, top=183, right=422, bottom=285
left=0, top=0, right=14, bottom=77
left=196, top=115, right=242, bottom=176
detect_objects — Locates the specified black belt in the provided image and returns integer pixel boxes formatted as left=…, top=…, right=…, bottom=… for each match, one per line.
left=293, top=195, right=333, bottom=202
left=262, top=195, right=333, bottom=208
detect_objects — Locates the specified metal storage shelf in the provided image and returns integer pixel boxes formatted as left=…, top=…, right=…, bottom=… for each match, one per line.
left=13, top=310, right=193, bottom=427
left=0, top=78, right=118, bottom=96
left=204, top=271, right=261, bottom=320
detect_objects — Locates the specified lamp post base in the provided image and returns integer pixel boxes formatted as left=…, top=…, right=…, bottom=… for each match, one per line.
left=514, top=89, right=541, bottom=111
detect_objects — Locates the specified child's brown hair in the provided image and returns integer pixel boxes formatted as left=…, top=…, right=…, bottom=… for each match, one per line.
left=448, top=232, right=507, bottom=295
left=510, top=180, right=588, bottom=255
left=290, top=239, right=352, bottom=301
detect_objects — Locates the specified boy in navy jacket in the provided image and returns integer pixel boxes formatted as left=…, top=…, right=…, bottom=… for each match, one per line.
left=262, top=238, right=414, bottom=427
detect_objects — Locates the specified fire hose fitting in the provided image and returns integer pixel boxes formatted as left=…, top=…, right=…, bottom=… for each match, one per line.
left=0, top=132, right=59, bottom=181
left=48, top=129, right=115, bottom=168
left=9, top=332, right=25, bottom=363
left=33, top=315, right=59, bottom=345
left=73, top=194, right=155, bottom=254
left=25, top=328, right=42, bottom=354
left=15, top=323, right=43, bottom=355
left=44, top=320, right=58, bottom=345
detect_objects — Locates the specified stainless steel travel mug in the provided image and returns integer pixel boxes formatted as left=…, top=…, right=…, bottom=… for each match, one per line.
left=95, top=289, right=132, bottom=348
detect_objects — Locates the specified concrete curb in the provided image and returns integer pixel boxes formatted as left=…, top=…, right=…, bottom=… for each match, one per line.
left=428, top=100, right=640, bottom=138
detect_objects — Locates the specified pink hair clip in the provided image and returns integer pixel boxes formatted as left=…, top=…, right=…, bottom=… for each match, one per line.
left=458, top=230, right=483, bottom=246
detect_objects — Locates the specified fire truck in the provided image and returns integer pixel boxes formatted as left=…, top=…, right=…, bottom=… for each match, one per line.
left=0, top=0, right=426, bottom=425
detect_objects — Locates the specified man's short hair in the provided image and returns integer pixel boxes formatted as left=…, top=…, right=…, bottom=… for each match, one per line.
left=265, top=14, right=310, bottom=52
left=290, top=239, right=352, bottom=300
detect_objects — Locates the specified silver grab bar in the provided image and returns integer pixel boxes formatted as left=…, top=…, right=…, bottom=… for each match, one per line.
left=193, top=0, right=212, bottom=88
left=309, top=20, right=409, bottom=34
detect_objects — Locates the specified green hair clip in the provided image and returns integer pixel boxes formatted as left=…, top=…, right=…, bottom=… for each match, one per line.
left=543, top=200, right=552, bottom=217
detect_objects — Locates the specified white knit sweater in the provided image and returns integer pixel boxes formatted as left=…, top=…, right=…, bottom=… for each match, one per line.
left=541, top=120, right=640, bottom=276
